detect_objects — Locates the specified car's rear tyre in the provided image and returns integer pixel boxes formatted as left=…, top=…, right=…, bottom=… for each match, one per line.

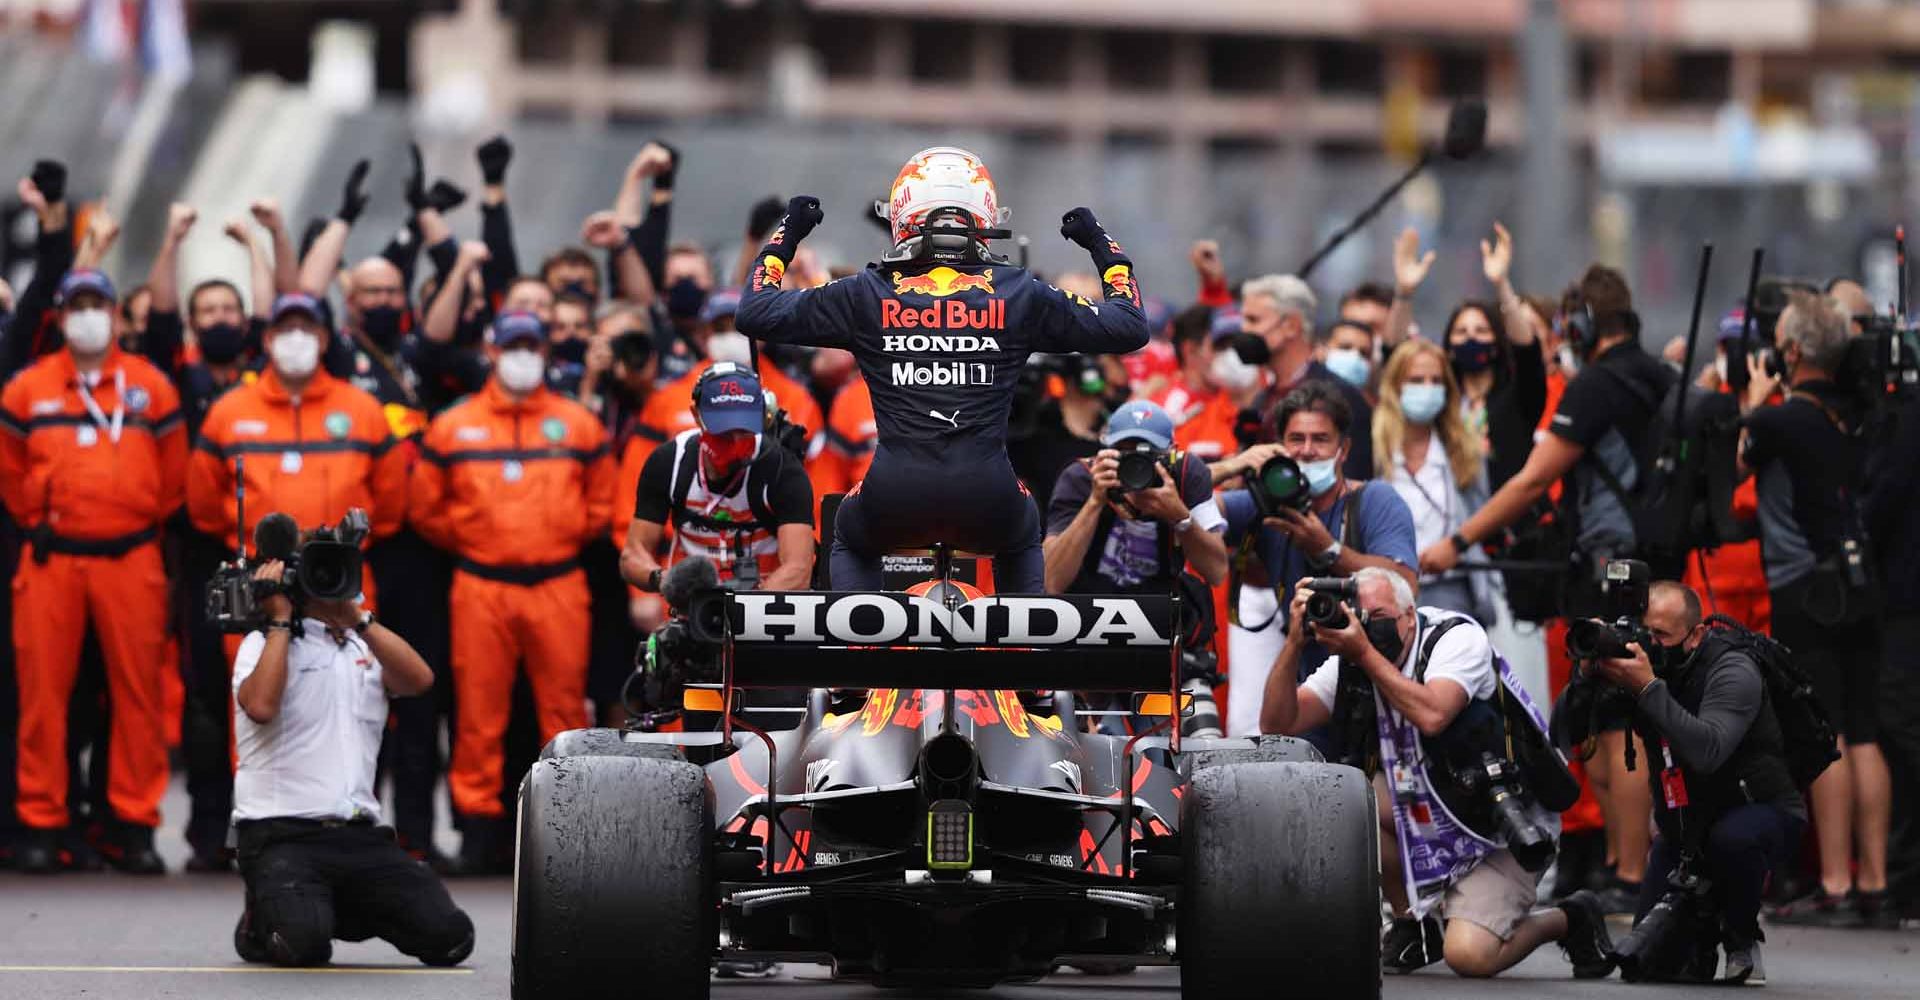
left=538, top=727, right=683, bottom=761
left=513, top=756, right=713, bottom=1000
left=1179, top=761, right=1379, bottom=1000
left=1183, top=734, right=1321, bottom=772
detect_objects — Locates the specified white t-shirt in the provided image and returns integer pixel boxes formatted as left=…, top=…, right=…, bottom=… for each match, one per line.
left=1388, top=437, right=1463, bottom=555
left=231, top=620, right=389, bottom=823
left=1300, top=608, right=1496, bottom=717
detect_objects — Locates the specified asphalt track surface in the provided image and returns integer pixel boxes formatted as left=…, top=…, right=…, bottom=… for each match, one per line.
left=4, top=778, right=1919, bottom=999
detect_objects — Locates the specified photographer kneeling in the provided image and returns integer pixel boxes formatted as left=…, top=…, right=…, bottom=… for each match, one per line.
left=229, top=554, right=473, bottom=968
left=1591, top=581, right=1808, bottom=985
left=1261, top=568, right=1613, bottom=979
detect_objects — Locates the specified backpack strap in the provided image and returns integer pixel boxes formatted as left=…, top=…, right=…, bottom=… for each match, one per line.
left=1412, top=612, right=1470, bottom=684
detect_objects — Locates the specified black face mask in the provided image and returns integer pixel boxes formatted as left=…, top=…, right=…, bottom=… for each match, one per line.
left=666, top=279, right=708, bottom=320
left=361, top=305, right=408, bottom=350
left=558, top=280, right=595, bottom=302
left=550, top=339, right=588, bottom=366
left=1653, top=639, right=1691, bottom=676
left=1365, top=615, right=1406, bottom=665
left=198, top=322, right=247, bottom=365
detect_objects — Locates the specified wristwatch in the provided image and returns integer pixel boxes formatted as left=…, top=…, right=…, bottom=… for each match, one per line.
left=353, top=610, right=375, bottom=636
left=265, top=619, right=294, bottom=634
left=1449, top=531, right=1471, bottom=555
left=1310, top=538, right=1344, bottom=569
left=647, top=568, right=663, bottom=592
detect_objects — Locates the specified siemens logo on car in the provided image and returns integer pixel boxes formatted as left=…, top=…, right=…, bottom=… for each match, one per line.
left=892, top=362, right=991, bottom=387
left=725, top=593, right=1170, bottom=647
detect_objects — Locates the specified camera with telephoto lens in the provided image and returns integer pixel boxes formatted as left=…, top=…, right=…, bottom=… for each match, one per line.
left=1247, top=453, right=1312, bottom=517
left=1300, top=576, right=1358, bottom=630
left=1426, top=698, right=1557, bottom=871
left=1613, top=851, right=1722, bottom=983
left=204, top=510, right=370, bottom=634
left=1453, top=749, right=1554, bottom=872
left=1178, top=646, right=1226, bottom=739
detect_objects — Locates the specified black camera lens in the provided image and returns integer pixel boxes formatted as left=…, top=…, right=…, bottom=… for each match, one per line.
left=1115, top=449, right=1161, bottom=492
left=1252, top=454, right=1311, bottom=515
left=1304, top=591, right=1349, bottom=630
left=1565, top=619, right=1631, bottom=660
left=297, top=541, right=363, bottom=601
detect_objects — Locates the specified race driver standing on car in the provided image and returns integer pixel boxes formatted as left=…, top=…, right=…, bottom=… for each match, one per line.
left=736, top=146, right=1148, bottom=593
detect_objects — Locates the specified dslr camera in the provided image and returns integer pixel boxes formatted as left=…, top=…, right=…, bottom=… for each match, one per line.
left=1564, top=558, right=1653, bottom=661
left=1612, top=850, right=1722, bottom=982
left=1113, top=440, right=1172, bottom=493
left=1247, top=453, right=1312, bottom=517
left=204, top=510, right=370, bottom=633
left=1300, top=576, right=1358, bottom=630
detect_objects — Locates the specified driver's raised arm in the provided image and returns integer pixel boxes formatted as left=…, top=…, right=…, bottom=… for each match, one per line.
left=735, top=196, right=857, bottom=349
left=1030, top=208, right=1150, bottom=356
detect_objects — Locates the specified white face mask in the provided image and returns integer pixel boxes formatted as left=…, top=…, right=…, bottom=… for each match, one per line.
left=1556, top=344, right=1580, bottom=375
left=64, top=308, right=113, bottom=355
left=707, top=331, right=753, bottom=366
left=1324, top=348, right=1371, bottom=389
left=270, top=330, right=320, bottom=378
left=1715, top=354, right=1728, bottom=384
left=496, top=348, right=546, bottom=393
left=1209, top=349, right=1261, bottom=391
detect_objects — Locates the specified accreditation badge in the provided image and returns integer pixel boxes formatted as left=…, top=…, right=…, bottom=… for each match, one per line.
left=75, top=425, right=99, bottom=447
left=281, top=451, right=304, bottom=475
left=502, top=460, right=524, bottom=483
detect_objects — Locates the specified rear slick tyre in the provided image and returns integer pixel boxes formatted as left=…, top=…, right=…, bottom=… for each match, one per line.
left=512, top=755, right=713, bottom=1000
left=1179, top=760, right=1380, bottom=1000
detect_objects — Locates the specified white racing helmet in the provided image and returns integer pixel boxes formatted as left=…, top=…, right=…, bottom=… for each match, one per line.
left=875, top=146, right=1009, bottom=244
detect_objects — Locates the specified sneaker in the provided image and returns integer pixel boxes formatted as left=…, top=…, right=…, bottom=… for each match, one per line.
left=1722, top=939, right=1765, bottom=986
left=1770, top=888, right=1865, bottom=929
left=1594, top=877, right=1643, bottom=916
left=99, top=825, right=166, bottom=875
left=14, top=828, right=61, bottom=875
left=714, top=959, right=780, bottom=979
left=1381, top=915, right=1444, bottom=974
left=1557, top=890, right=1618, bottom=979
left=1856, top=890, right=1901, bottom=931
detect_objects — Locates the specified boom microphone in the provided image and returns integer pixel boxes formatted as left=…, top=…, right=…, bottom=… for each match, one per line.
left=252, top=513, right=301, bottom=564
left=661, top=556, right=720, bottom=612
left=1442, top=98, right=1488, bottom=161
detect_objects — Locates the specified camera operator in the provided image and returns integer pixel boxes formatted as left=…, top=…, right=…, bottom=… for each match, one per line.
left=1213, top=381, right=1417, bottom=737
left=1260, top=568, right=1614, bottom=980
left=1042, top=400, right=1228, bottom=595
left=1590, top=581, right=1805, bottom=984
left=229, top=558, right=473, bottom=968
left=621, top=362, right=816, bottom=601
left=1737, top=290, right=1892, bottom=927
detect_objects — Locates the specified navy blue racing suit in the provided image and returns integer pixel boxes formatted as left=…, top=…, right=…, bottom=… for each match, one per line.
left=737, top=224, right=1147, bottom=593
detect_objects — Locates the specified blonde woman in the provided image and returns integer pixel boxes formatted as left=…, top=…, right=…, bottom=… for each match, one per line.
left=1374, top=339, right=1499, bottom=622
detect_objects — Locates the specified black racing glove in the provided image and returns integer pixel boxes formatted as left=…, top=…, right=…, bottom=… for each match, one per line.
left=404, top=143, right=429, bottom=212
left=652, top=139, right=680, bottom=192
left=336, top=159, right=371, bottom=224
left=476, top=134, right=512, bottom=186
left=777, top=196, right=823, bottom=250
left=427, top=179, right=467, bottom=214
left=30, top=159, right=67, bottom=204
left=1059, top=207, right=1109, bottom=253
left=1060, top=206, right=1138, bottom=305
left=747, top=196, right=785, bottom=242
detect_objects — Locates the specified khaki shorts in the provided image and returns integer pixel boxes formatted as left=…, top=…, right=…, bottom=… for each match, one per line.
left=1443, top=849, right=1537, bottom=940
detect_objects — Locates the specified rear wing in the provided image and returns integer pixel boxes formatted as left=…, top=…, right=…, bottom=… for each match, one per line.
left=688, top=591, right=1180, bottom=692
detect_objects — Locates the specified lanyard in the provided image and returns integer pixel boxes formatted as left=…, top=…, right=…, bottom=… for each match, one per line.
left=75, top=368, right=126, bottom=444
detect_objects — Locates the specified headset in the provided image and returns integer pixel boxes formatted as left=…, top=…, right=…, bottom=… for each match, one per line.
left=1562, top=294, right=1641, bottom=358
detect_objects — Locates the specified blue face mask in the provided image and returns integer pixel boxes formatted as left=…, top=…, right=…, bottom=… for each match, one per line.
left=1400, top=383, right=1447, bottom=425
left=1325, top=348, right=1371, bottom=388
left=1301, top=456, right=1340, bottom=497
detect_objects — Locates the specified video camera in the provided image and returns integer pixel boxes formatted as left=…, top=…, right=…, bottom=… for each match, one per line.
left=204, top=510, right=370, bottom=633
left=627, top=556, right=736, bottom=724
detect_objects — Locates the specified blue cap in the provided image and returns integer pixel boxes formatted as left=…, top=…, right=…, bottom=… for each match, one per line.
left=701, top=287, right=742, bottom=323
left=695, top=362, right=764, bottom=434
left=1103, top=400, right=1175, bottom=450
left=58, top=268, right=117, bottom=304
left=269, top=292, right=325, bottom=326
left=1142, top=295, right=1172, bottom=333
left=1209, top=307, right=1243, bottom=340
left=488, top=310, right=547, bottom=347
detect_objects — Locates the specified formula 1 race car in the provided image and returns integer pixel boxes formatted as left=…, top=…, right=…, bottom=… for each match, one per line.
left=511, top=575, right=1382, bottom=999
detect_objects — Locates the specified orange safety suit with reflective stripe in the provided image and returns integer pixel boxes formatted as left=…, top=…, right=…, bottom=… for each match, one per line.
left=1, top=347, right=184, bottom=829
left=412, top=379, right=614, bottom=819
